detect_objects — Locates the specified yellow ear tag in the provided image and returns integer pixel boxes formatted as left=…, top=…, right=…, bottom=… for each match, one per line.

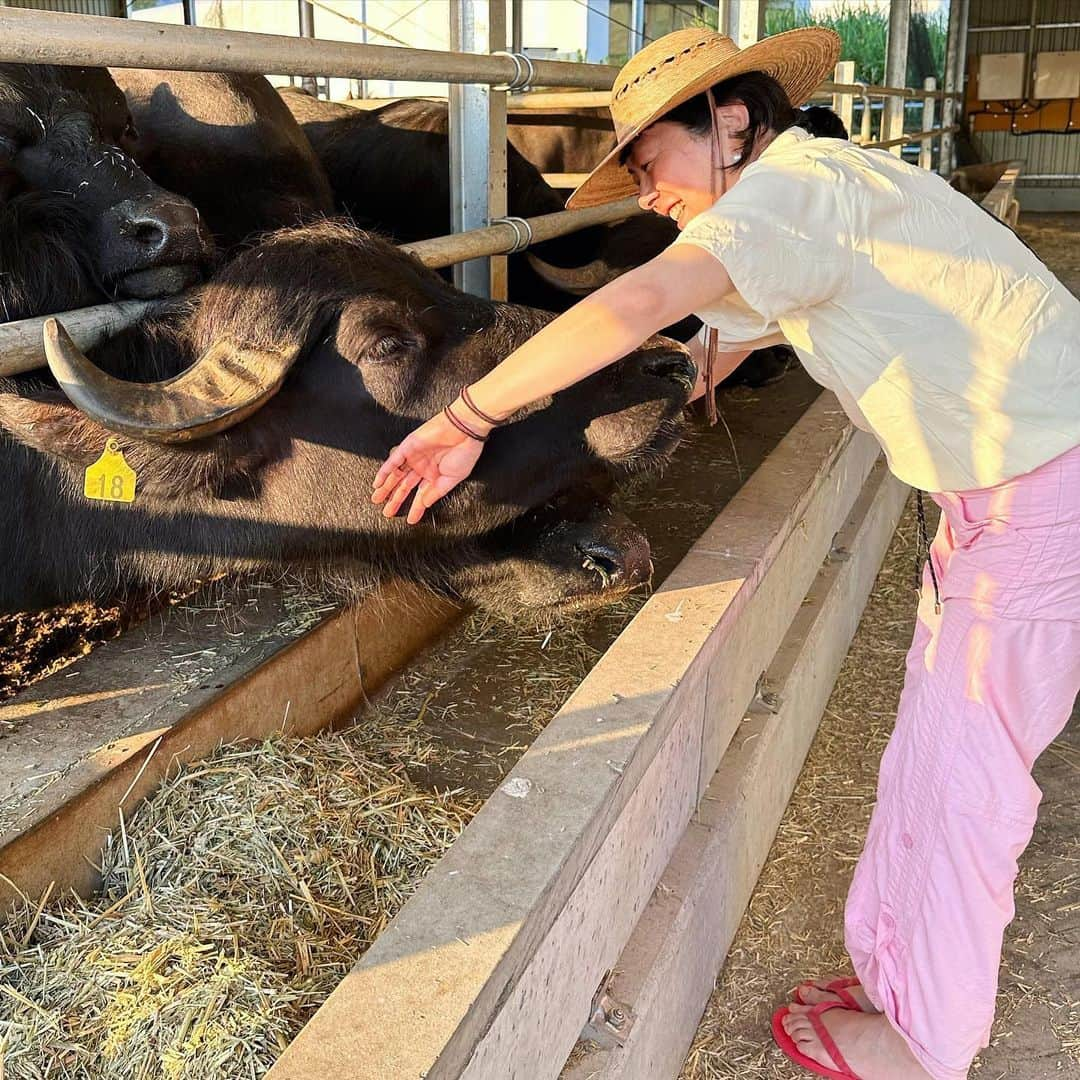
left=84, top=438, right=137, bottom=504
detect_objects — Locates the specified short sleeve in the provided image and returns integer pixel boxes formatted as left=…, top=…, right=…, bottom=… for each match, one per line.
left=675, top=160, right=851, bottom=324
left=690, top=290, right=781, bottom=350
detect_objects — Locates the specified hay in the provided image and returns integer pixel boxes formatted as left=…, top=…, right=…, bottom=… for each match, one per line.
left=0, top=600, right=647, bottom=1079
left=0, top=714, right=477, bottom=1079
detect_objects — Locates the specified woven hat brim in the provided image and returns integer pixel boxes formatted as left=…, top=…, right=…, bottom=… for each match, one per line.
left=566, top=28, right=841, bottom=210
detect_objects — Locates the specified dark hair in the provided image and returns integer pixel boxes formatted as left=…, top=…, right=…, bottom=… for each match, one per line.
left=620, top=71, right=797, bottom=167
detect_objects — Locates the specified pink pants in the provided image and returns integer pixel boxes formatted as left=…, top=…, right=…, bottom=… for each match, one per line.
left=845, top=445, right=1080, bottom=1080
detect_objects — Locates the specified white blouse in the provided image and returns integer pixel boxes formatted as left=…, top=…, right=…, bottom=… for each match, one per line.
left=675, top=126, right=1080, bottom=493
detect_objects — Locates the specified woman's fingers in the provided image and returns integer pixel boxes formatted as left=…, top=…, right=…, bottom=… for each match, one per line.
left=381, top=469, right=423, bottom=518
left=406, top=472, right=465, bottom=526
left=372, top=445, right=406, bottom=489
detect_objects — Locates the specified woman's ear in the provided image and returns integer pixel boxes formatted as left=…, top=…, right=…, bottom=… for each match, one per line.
left=715, top=102, right=750, bottom=136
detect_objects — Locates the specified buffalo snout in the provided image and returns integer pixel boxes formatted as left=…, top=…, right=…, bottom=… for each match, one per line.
left=98, top=194, right=212, bottom=298
left=575, top=530, right=651, bottom=590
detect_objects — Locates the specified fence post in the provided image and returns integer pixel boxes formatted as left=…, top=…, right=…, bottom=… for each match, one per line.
left=832, top=59, right=855, bottom=139
left=883, top=0, right=911, bottom=155
left=723, top=0, right=765, bottom=48
left=920, top=76, right=936, bottom=170
left=449, top=0, right=507, bottom=300
left=297, top=0, right=318, bottom=96
left=941, top=0, right=961, bottom=174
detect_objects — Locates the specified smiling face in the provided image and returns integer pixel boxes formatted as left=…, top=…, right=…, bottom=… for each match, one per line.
left=625, top=101, right=764, bottom=231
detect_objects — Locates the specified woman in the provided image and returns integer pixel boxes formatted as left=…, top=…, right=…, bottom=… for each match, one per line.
left=372, top=27, right=1080, bottom=1080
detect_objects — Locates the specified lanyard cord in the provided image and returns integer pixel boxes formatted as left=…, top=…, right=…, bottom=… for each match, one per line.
left=702, top=86, right=728, bottom=429
left=915, top=490, right=942, bottom=614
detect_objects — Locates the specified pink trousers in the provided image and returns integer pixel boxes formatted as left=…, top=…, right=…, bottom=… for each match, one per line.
left=844, top=444, right=1080, bottom=1080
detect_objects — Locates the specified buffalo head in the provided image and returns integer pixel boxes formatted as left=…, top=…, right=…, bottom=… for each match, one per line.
left=0, top=64, right=215, bottom=319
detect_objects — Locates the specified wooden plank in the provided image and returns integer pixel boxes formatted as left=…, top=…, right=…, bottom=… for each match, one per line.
left=561, top=462, right=908, bottom=1080
left=0, top=580, right=458, bottom=908
left=267, top=397, right=878, bottom=1080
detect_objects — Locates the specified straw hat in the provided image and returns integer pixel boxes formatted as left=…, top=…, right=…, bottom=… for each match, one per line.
left=567, top=26, right=841, bottom=209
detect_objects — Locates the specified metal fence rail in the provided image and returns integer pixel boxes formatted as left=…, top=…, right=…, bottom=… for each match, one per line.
left=0, top=197, right=643, bottom=376
left=0, top=7, right=618, bottom=86
left=0, top=5, right=964, bottom=340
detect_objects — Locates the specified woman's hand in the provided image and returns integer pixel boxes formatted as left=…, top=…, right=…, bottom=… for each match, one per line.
left=371, top=409, right=487, bottom=525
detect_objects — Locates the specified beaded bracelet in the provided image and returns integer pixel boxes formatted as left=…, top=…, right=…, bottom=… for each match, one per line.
left=460, top=385, right=505, bottom=428
left=443, top=403, right=489, bottom=443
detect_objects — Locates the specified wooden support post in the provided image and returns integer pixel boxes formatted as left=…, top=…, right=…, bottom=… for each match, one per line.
left=883, top=0, right=910, bottom=155
left=920, top=77, right=937, bottom=171
left=832, top=59, right=856, bottom=138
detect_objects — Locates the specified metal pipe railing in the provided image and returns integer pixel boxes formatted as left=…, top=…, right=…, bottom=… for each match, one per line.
left=0, top=8, right=619, bottom=87
left=0, top=8, right=967, bottom=359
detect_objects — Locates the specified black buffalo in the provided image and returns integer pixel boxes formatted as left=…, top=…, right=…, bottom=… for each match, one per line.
left=277, top=90, right=688, bottom=326
left=0, top=221, right=694, bottom=619
left=0, top=64, right=214, bottom=321
left=112, top=69, right=335, bottom=252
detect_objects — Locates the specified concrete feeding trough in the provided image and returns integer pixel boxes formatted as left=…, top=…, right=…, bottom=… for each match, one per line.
left=263, top=395, right=907, bottom=1080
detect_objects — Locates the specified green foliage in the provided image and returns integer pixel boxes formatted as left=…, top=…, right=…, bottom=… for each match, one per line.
left=764, top=2, right=948, bottom=86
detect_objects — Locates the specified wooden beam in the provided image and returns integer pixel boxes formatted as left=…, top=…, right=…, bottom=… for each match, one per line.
left=266, top=397, right=880, bottom=1080
left=562, top=462, right=908, bottom=1080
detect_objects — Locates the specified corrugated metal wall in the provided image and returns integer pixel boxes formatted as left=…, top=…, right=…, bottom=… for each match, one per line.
left=968, top=0, right=1080, bottom=197
left=0, top=0, right=124, bottom=15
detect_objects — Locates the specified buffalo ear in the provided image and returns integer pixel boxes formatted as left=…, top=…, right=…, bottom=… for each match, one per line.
left=0, top=384, right=264, bottom=498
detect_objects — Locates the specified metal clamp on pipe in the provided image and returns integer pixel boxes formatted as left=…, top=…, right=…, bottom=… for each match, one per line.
left=491, top=50, right=536, bottom=92
left=491, top=216, right=534, bottom=253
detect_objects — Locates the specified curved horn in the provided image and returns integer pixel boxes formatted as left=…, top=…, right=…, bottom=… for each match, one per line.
left=43, top=317, right=301, bottom=444
left=525, top=252, right=623, bottom=296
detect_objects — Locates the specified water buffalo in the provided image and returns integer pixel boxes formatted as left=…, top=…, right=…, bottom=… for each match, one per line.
left=277, top=90, right=688, bottom=324
left=0, top=64, right=214, bottom=321
left=112, top=69, right=335, bottom=252
left=0, top=221, right=694, bottom=619
left=508, top=103, right=616, bottom=174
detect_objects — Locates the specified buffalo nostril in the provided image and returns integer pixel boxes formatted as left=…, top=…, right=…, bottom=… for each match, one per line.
left=133, top=221, right=166, bottom=249
left=644, top=351, right=696, bottom=390
left=575, top=542, right=623, bottom=588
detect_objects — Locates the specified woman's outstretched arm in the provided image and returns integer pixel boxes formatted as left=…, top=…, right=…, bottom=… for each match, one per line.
left=372, top=244, right=737, bottom=523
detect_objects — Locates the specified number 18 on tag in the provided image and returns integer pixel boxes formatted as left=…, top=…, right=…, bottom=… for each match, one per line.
left=84, top=438, right=137, bottom=504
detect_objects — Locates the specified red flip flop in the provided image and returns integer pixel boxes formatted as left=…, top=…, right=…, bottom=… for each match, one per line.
left=793, top=976, right=866, bottom=1011
left=772, top=1001, right=865, bottom=1080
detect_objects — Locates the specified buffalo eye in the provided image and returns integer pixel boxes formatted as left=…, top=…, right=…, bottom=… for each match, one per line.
left=0, top=133, right=18, bottom=161
left=364, top=331, right=420, bottom=362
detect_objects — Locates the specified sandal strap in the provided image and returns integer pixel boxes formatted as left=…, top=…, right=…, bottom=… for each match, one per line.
left=797, top=977, right=863, bottom=1012
left=825, top=979, right=863, bottom=1012
left=808, top=1002, right=859, bottom=1079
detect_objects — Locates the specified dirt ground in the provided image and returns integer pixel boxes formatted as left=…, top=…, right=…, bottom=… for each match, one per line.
left=682, top=212, right=1080, bottom=1079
